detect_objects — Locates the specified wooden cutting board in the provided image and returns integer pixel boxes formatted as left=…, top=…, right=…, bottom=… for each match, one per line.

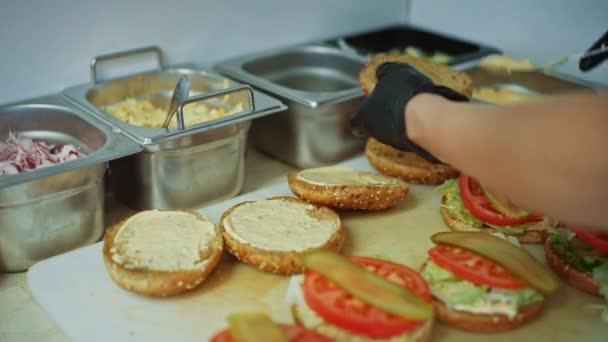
left=27, top=155, right=607, bottom=341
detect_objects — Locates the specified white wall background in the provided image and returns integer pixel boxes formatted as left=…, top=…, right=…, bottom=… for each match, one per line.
left=409, top=0, right=608, bottom=85
left=0, top=0, right=605, bottom=105
left=0, top=0, right=406, bottom=104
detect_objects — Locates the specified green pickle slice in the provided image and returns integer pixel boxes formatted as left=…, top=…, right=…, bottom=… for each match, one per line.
left=302, top=250, right=433, bottom=320
left=482, top=186, right=531, bottom=218
left=227, top=313, right=288, bottom=342
left=431, top=232, right=559, bottom=295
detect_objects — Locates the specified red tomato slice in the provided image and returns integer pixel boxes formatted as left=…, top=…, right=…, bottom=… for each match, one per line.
left=428, top=245, right=525, bottom=289
left=459, top=175, right=540, bottom=226
left=302, top=256, right=431, bottom=339
left=210, top=324, right=332, bottom=342
left=570, top=226, right=608, bottom=255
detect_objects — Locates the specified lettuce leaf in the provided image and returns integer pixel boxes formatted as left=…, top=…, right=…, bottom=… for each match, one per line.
left=486, top=223, right=527, bottom=235
left=421, top=261, right=542, bottom=307
left=548, top=229, right=608, bottom=323
left=436, top=179, right=484, bottom=228
left=436, top=179, right=540, bottom=234
left=592, top=263, right=608, bottom=323
left=548, top=228, right=608, bottom=273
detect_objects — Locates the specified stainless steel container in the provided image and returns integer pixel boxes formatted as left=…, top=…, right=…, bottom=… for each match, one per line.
left=216, top=45, right=366, bottom=168
left=0, top=96, right=140, bottom=271
left=456, top=60, right=606, bottom=96
left=325, top=24, right=501, bottom=66
left=63, top=46, right=286, bottom=210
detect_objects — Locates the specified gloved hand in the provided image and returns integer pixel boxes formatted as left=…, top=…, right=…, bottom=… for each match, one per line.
left=350, top=62, right=468, bottom=163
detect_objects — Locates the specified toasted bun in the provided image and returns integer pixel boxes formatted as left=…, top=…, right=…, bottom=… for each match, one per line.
left=287, top=167, right=409, bottom=210
left=291, top=304, right=433, bottom=342
left=102, top=210, right=223, bottom=297
left=220, top=197, right=344, bottom=275
left=544, top=240, right=600, bottom=296
left=366, top=137, right=459, bottom=184
left=359, top=55, right=473, bottom=97
left=440, top=196, right=550, bottom=244
left=433, top=298, right=545, bottom=333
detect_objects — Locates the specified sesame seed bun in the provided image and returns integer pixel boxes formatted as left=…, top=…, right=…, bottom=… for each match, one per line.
left=102, top=210, right=223, bottom=297
left=291, top=304, right=433, bottom=341
left=544, top=239, right=601, bottom=296
left=432, top=297, right=545, bottom=333
left=366, top=137, right=459, bottom=185
left=287, top=167, right=409, bottom=210
left=220, top=197, right=345, bottom=275
left=359, top=55, right=473, bottom=97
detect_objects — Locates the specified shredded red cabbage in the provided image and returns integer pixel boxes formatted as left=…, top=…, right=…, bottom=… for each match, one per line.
left=0, top=132, right=86, bottom=176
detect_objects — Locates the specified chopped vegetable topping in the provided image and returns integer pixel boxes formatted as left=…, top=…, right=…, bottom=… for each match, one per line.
left=0, top=132, right=85, bottom=176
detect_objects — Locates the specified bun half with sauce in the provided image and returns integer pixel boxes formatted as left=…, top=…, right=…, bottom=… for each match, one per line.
left=288, top=166, right=409, bottom=210
left=220, top=196, right=344, bottom=275
left=102, top=210, right=223, bottom=297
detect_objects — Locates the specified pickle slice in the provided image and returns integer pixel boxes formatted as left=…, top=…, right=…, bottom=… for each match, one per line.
left=302, top=250, right=433, bottom=320
left=227, top=313, right=288, bottom=342
left=431, top=232, right=559, bottom=295
left=482, top=186, right=530, bottom=218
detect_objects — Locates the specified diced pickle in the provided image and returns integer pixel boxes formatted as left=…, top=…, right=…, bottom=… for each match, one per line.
left=227, top=313, right=288, bottom=342
left=431, top=232, right=559, bottom=295
left=303, top=250, right=433, bottom=320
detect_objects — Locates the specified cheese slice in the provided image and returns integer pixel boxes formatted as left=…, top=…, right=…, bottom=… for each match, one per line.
left=296, top=166, right=404, bottom=186
left=110, top=210, right=216, bottom=272
left=223, top=199, right=339, bottom=252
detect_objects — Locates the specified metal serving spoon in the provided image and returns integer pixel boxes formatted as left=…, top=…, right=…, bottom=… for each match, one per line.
left=162, top=75, right=191, bottom=129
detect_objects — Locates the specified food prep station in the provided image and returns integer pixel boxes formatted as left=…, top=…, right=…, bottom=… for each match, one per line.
left=1, top=20, right=606, bottom=342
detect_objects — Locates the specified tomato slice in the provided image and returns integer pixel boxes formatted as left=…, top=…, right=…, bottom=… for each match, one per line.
left=302, top=256, right=431, bottom=339
left=428, top=245, right=525, bottom=289
left=459, top=175, right=540, bottom=226
left=210, top=324, right=332, bottom=342
left=570, top=226, right=608, bottom=255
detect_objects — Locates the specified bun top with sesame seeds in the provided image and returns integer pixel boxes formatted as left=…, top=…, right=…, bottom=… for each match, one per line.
left=287, top=166, right=409, bottom=210
left=359, top=54, right=473, bottom=97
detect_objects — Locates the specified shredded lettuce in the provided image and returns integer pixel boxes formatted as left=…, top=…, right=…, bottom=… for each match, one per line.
left=436, top=179, right=546, bottom=234
left=548, top=228, right=608, bottom=273
left=548, top=229, right=608, bottom=323
left=421, top=261, right=542, bottom=308
left=436, top=179, right=484, bottom=228
left=486, top=223, right=527, bottom=235
left=592, top=263, right=608, bottom=323
left=367, top=254, right=394, bottom=262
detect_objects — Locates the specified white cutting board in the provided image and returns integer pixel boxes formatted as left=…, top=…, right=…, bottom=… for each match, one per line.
left=27, top=155, right=608, bottom=342
left=26, top=156, right=365, bottom=342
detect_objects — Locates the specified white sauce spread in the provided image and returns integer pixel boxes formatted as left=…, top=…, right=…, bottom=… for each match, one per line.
left=224, top=199, right=339, bottom=251
left=111, top=210, right=216, bottom=271
left=297, top=166, right=403, bottom=186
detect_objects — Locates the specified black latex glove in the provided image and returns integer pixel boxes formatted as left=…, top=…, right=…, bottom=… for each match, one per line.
left=350, top=62, right=468, bottom=163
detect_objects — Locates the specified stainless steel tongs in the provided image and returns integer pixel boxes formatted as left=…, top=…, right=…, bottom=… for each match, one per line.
left=578, top=30, right=608, bottom=72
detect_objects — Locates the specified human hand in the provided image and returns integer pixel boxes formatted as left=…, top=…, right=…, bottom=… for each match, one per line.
left=350, top=62, right=468, bottom=163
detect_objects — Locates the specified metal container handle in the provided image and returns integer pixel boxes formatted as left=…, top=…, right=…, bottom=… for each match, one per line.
left=90, top=46, right=164, bottom=84
left=175, top=85, right=255, bottom=130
